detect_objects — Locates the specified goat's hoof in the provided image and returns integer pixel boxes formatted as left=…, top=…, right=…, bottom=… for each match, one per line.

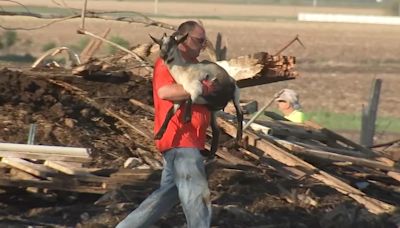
left=238, top=136, right=249, bottom=148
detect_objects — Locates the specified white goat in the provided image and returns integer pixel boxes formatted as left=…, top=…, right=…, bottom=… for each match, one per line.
left=150, top=33, right=243, bottom=156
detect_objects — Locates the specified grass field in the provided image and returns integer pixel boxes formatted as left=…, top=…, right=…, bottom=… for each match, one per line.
left=1, top=1, right=399, bottom=138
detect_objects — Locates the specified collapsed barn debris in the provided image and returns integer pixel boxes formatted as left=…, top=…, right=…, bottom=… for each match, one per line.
left=0, top=32, right=399, bottom=226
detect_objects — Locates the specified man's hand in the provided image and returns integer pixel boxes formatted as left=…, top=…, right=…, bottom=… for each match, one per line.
left=201, top=79, right=215, bottom=96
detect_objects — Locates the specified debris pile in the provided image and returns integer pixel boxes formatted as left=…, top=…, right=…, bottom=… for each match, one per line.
left=0, top=38, right=398, bottom=227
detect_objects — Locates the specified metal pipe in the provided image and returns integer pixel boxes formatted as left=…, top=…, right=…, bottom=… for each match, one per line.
left=27, top=123, right=36, bottom=145
left=81, top=0, right=88, bottom=30
left=243, top=91, right=283, bottom=131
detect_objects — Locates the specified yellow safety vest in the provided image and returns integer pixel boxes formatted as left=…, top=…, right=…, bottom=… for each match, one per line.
left=285, top=110, right=305, bottom=123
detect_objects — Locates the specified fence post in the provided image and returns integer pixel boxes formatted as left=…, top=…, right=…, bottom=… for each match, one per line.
left=360, top=78, right=382, bottom=147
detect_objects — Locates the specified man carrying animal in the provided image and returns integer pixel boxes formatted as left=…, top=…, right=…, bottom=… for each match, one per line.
left=116, top=21, right=214, bottom=228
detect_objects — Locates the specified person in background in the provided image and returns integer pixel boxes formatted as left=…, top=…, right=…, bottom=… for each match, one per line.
left=275, top=88, right=305, bottom=124
left=116, top=20, right=212, bottom=228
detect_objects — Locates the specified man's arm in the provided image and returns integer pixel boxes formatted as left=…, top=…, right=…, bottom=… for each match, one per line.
left=158, top=84, right=190, bottom=101
left=158, top=80, right=215, bottom=102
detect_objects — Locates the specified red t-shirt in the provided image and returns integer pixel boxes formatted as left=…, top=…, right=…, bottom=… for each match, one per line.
left=153, top=58, right=210, bottom=153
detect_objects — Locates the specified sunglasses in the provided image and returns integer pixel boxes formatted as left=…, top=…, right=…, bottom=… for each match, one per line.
left=190, top=36, right=207, bottom=46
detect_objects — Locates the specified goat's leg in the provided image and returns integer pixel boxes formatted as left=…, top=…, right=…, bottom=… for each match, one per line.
left=209, top=111, right=220, bottom=158
left=233, top=86, right=243, bottom=142
left=154, top=105, right=179, bottom=140
left=183, top=99, right=193, bottom=123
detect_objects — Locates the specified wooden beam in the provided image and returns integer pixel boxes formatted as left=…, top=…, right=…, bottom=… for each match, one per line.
left=237, top=75, right=295, bottom=88
left=254, top=120, right=328, bottom=142
left=361, top=79, right=382, bottom=147
left=0, top=150, right=91, bottom=163
left=1, top=158, right=58, bottom=178
left=387, top=171, right=400, bottom=182
left=44, top=161, right=87, bottom=175
left=80, top=28, right=111, bottom=63
left=0, top=142, right=90, bottom=157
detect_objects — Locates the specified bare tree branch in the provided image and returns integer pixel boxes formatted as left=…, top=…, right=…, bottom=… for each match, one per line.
left=0, top=14, right=79, bottom=30
left=0, top=10, right=176, bottom=31
left=51, top=0, right=75, bottom=15
left=0, top=0, right=31, bottom=13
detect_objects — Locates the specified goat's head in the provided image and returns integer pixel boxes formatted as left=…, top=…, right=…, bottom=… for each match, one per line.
left=149, top=33, right=188, bottom=63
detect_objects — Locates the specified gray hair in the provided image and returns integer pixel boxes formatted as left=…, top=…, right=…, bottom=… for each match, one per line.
left=173, top=21, right=202, bottom=37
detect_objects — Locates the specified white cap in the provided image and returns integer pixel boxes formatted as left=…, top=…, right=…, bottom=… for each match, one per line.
left=275, top=89, right=301, bottom=110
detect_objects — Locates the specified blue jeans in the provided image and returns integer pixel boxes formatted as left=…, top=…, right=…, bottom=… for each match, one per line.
left=116, top=148, right=211, bottom=228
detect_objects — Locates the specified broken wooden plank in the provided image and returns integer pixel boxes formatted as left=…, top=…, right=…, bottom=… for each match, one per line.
left=246, top=147, right=307, bottom=180
left=254, top=120, right=328, bottom=142
left=0, top=142, right=90, bottom=158
left=80, top=28, right=111, bottom=63
left=9, top=168, right=41, bottom=181
left=289, top=141, right=371, bottom=158
left=387, top=171, right=400, bottom=182
left=44, top=161, right=88, bottom=176
left=236, top=74, right=296, bottom=88
left=0, top=142, right=90, bottom=155
left=0, top=150, right=91, bottom=163
left=216, top=149, right=257, bottom=168
left=1, top=158, right=58, bottom=178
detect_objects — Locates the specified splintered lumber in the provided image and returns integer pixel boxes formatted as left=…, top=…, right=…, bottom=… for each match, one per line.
left=215, top=52, right=298, bottom=88
left=31, top=47, right=81, bottom=69
left=80, top=28, right=111, bottom=63
left=44, top=161, right=96, bottom=176
left=0, top=143, right=91, bottom=163
left=1, top=158, right=58, bottom=178
left=253, top=120, right=328, bottom=142
left=387, top=171, right=400, bottom=182
left=217, top=117, right=395, bottom=214
left=0, top=151, right=90, bottom=163
left=243, top=147, right=307, bottom=180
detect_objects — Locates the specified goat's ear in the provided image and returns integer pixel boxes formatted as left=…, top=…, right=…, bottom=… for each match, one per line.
left=176, top=33, right=189, bottom=44
left=149, top=34, right=162, bottom=46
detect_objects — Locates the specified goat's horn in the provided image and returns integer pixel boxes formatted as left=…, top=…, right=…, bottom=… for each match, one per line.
left=149, top=34, right=162, bottom=46
left=176, top=33, right=189, bottom=44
